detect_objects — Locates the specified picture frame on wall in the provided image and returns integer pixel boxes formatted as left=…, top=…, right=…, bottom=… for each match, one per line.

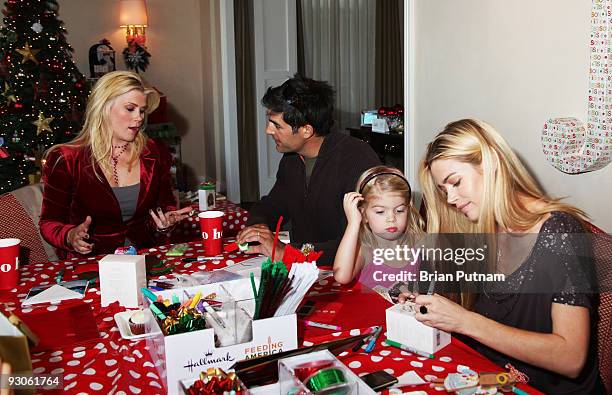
left=88, top=39, right=116, bottom=78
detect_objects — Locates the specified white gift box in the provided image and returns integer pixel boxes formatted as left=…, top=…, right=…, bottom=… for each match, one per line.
left=99, top=254, right=146, bottom=308
left=145, top=278, right=298, bottom=394
left=385, top=304, right=451, bottom=355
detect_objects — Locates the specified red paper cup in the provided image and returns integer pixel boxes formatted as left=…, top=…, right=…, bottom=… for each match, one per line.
left=0, top=238, right=21, bottom=290
left=198, top=211, right=224, bottom=256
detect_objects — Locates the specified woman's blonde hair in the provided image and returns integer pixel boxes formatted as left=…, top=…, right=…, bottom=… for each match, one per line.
left=419, top=119, right=588, bottom=308
left=419, top=118, right=588, bottom=234
left=46, top=70, right=159, bottom=179
left=357, top=166, right=425, bottom=249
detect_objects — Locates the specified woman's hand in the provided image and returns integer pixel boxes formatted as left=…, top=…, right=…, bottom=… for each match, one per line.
left=66, top=216, right=94, bottom=254
left=343, top=192, right=363, bottom=225
left=414, top=294, right=472, bottom=334
left=149, top=206, right=193, bottom=233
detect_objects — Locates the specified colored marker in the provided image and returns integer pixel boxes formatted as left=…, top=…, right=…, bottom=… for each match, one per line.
left=189, top=291, right=202, bottom=309
left=302, top=320, right=342, bottom=331
left=384, top=339, right=435, bottom=359
left=364, top=325, right=383, bottom=353
left=149, top=303, right=166, bottom=320
left=141, top=287, right=157, bottom=303
left=352, top=326, right=380, bottom=352
left=182, top=256, right=224, bottom=262
left=55, top=268, right=65, bottom=284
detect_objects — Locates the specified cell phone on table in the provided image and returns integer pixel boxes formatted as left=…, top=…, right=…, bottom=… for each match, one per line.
left=361, top=370, right=398, bottom=391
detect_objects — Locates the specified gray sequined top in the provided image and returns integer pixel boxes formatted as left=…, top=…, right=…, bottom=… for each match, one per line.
left=461, top=212, right=604, bottom=394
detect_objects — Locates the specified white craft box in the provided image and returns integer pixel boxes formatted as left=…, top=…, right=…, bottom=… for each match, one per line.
left=145, top=278, right=298, bottom=394
left=385, top=304, right=451, bottom=355
left=99, top=254, right=146, bottom=308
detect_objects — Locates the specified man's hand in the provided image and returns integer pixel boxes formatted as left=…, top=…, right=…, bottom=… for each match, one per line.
left=66, top=216, right=93, bottom=254
left=237, top=224, right=286, bottom=260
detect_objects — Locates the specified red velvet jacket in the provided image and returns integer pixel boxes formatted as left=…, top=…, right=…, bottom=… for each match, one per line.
left=40, top=139, right=176, bottom=259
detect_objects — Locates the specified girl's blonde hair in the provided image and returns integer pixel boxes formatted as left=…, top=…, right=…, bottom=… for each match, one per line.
left=419, top=118, right=587, bottom=234
left=357, top=166, right=425, bottom=249
left=46, top=71, right=159, bottom=179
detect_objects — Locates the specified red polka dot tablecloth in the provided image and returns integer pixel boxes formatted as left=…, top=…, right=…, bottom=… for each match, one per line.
left=171, top=200, right=249, bottom=243
left=0, top=240, right=541, bottom=394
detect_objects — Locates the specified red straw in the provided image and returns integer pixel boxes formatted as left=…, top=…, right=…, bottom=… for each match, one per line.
left=271, top=215, right=284, bottom=262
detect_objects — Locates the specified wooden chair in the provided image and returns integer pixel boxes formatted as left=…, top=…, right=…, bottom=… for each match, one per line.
left=0, top=184, right=58, bottom=265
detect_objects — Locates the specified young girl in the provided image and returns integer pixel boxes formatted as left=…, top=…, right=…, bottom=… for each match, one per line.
left=333, top=166, right=424, bottom=286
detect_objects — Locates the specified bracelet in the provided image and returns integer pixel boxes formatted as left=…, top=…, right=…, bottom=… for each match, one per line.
left=156, top=223, right=177, bottom=234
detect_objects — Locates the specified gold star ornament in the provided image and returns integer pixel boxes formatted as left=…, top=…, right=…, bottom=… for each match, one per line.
left=16, top=42, right=40, bottom=64
left=32, top=112, right=54, bottom=135
left=3, top=83, right=16, bottom=105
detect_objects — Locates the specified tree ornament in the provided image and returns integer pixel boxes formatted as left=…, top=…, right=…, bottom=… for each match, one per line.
left=32, top=111, right=54, bottom=135
left=16, top=42, right=40, bottom=64
left=45, top=1, right=59, bottom=12
left=3, top=82, right=16, bottom=105
left=5, top=30, right=17, bottom=43
left=14, top=102, right=23, bottom=109
left=0, top=146, right=9, bottom=159
left=31, top=22, right=43, bottom=33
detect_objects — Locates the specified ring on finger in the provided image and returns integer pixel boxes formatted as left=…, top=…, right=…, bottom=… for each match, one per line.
left=419, top=305, right=428, bottom=314
left=257, top=231, right=260, bottom=237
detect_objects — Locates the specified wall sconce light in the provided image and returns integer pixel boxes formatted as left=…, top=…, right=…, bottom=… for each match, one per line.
left=119, top=0, right=148, bottom=45
left=119, top=0, right=151, bottom=72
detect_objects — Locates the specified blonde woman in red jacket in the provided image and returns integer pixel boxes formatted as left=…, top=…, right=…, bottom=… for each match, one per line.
left=40, top=71, right=191, bottom=258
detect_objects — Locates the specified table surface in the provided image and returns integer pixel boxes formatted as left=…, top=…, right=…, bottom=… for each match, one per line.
left=0, top=239, right=541, bottom=395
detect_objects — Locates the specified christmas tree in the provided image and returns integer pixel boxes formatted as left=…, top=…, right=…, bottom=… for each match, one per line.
left=0, top=0, right=88, bottom=194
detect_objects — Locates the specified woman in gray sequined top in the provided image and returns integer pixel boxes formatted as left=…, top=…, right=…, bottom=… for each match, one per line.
left=413, top=119, right=603, bottom=394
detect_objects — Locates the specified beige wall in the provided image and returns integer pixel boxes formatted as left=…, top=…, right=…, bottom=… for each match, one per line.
left=413, top=0, right=612, bottom=230
left=58, top=0, right=215, bottom=188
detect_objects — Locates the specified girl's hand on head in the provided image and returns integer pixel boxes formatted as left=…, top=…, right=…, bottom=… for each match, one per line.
left=343, top=192, right=364, bottom=225
left=413, top=294, right=470, bottom=334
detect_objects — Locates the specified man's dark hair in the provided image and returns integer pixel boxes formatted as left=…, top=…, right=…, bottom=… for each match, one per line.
left=261, top=74, right=335, bottom=136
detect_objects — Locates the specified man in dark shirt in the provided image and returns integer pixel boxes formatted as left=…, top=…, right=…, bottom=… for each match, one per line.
left=237, top=75, right=380, bottom=265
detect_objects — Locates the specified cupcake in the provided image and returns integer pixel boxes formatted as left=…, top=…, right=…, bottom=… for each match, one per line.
left=128, top=310, right=149, bottom=335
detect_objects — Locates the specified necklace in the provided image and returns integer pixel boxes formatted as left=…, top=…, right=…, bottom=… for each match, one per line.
left=111, top=143, right=129, bottom=186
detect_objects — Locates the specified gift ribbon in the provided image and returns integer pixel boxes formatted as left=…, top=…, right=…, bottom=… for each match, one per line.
left=304, top=367, right=347, bottom=392
left=293, top=360, right=335, bottom=382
